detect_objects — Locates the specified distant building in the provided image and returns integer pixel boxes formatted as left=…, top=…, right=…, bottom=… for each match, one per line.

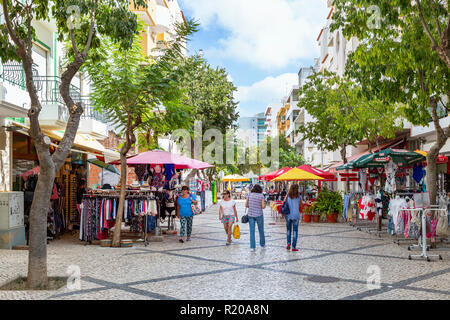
left=237, top=112, right=268, bottom=148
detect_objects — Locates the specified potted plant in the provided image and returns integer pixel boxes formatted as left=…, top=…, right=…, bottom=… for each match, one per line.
left=303, top=205, right=312, bottom=223
left=313, top=188, right=342, bottom=223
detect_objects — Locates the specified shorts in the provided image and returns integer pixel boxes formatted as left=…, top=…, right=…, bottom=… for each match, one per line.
left=221, top=215, right=235, bottom=224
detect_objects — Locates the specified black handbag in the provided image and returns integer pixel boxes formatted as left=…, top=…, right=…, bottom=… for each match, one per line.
left=241, top=208, right=249, bottom=224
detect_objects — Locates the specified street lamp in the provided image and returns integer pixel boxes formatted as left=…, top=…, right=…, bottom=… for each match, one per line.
left=199, top=49, right=204, bottom=57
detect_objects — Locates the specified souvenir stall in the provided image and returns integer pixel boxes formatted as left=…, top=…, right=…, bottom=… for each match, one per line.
left=11, top=130, right=91, bottom=242
left=337, top=149, right=426, bottom=235
left=79, top=188, right=159, bottom=246
left=105, top=150, right=214, bottom=242
left=189, top=178, right=214, bottom=212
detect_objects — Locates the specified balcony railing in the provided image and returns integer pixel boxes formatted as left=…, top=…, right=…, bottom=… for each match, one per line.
left=0, top=61, right=41, bottom=90
left=1, top=61, right=106, bottom=124
left=34, top=76, right=81, bottom=105
left=79, top=98, right=108, bottom=123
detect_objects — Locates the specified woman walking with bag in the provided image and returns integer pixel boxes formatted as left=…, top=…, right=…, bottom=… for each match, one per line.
left=219, top=190, right=238, bottom=245
left=284, top=184, right=302, bottom=252
left=245, top=184, right=266, bottom=252
left=176, top=186, right=198, bottom=243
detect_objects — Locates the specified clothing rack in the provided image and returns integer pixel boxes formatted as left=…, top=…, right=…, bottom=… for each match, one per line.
left=408, top=207, right=444, bottom=262
left=81, top=192, right=160, bottom=246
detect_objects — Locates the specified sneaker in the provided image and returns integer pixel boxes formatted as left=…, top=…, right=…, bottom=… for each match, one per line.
left=179, top=239, right=184, bottom=243
left=250, top=248, right=256, bottom=252
left=226, top=242, right=231, bottom=246
left=292, top=248, right=299, bottom=252
left=286, top=244, right=291, bottom=250
left=186, top=237, right=191, bottom=242
left=261, top=246, right=266, bottom=250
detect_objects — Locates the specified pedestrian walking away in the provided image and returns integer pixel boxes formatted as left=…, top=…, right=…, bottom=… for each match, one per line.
left=219, top=190, right=238, bottom=245
left=245, top=184, right=266, bottom=251
left=176, top=186, right=198, bottom=243
left=283, top=184, right=302, bottom=252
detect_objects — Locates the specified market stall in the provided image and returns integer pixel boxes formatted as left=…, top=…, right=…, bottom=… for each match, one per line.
left=79, top=150, right=215, bottom=245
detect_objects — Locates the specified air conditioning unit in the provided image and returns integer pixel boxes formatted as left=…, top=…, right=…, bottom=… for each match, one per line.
left=0, top=82, right=6, bottom=102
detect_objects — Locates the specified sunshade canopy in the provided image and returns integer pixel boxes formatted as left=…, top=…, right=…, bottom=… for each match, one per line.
left=110, top=150, right=214, bottom=169
left=414, top=150, right=449, bottom=164
left=222, top=174, right=250, bottom=182
left=259, top=167, right=292, bottom=181
left=271, top=168, right=324, bottom=181
left=87, top=159, right=120, bottom=175
left=297, top=165, right=335, bottom=180
left=353, top=149, right=425, bottom=168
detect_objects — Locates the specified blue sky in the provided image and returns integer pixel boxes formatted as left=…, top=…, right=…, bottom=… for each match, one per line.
left=179, top=0, right=329, bottom=117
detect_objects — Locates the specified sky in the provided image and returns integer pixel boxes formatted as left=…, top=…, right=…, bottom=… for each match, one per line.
left=179, top=0, right=330, bottom=118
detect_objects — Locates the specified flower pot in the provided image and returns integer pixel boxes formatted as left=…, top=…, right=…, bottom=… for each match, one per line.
left=303, top=215, right=311, bottom=223
left=326, top=213, right=338, bottom=223
left=312, top=215, right=320, bottom=223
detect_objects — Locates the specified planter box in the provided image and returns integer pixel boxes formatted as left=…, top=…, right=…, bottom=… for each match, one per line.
left=326, top=213, right=338, bottom=223
left=303, top=215, right=311, bottom=223
left=312, top=215, right=320, bottom=223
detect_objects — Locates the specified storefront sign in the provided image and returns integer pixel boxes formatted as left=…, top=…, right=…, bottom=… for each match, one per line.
left=373, top=156, right=391, bottom=162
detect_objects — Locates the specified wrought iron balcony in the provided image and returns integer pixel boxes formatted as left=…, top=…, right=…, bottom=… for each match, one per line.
left=78, top=98, right=107, bottom=123
left=34, top=76, right=81, bottom=105
left=0, top=61, right=41, bottom=90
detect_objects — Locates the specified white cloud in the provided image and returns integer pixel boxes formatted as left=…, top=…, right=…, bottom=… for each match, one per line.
left=235, top=73, right=298, bottom=116
left=181, top=0, right=329, bottom=70
left=236, top=73, right=298, bottom=104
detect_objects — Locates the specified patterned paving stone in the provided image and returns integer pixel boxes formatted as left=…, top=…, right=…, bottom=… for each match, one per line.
left=0, top=199, right=448, bottom=300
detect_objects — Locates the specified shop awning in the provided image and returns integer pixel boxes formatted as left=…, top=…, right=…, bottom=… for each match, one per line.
left=328, top=138, right=404, bottom=174
left=11, top=121, right=115, bottom=158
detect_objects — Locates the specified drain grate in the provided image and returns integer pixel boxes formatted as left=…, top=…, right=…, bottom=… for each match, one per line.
left=305, top=276, right=341, bottom=283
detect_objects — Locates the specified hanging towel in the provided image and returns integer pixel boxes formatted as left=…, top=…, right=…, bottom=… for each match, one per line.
left=164, top=164, right=175, bottom=182
left=413, top=163, right=424, bottom=184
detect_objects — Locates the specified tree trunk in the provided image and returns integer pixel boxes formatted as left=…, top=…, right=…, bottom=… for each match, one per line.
left=112, top=117, right=141, bottom=247
left=27, top=162, right=55, bottom=288
left=426, top=99, right=449, bottom=205
left=340, top=145, right=349, bottom=193
left=112, top=150, right=128, bottom=247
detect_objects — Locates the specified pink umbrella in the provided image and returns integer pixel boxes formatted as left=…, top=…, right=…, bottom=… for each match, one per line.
left=21, top=166, right=40, bottom=180
left=259, top=167, right=292, bottom=181
left=110, top=150, right=214, bottom=169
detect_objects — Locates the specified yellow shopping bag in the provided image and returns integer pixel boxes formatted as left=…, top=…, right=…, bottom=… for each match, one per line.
left=233, top=224, right=240, bottom=239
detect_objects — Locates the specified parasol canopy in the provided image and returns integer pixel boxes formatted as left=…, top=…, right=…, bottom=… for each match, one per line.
left=297, top=165, right=335, bottom=180
left=271, top=168, right=324, bottom=181
left=414, top=150, right=449, bottom=164
left=222, top=174, right=250, bottom=182
left=87, top=159, right=120, bottom=175
left=245, top=171, right=259, bottom=179
left=353, top=149, right=426, bottom=168
left=109, top=150, right=214, bottom=169
left=259, top=167, right=292, bottom=181
left=336, top=159, right=359, bottom=171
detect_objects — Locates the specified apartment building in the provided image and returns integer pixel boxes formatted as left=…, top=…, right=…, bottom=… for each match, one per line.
left=130, top=0, right=187, bottom=58
left=264, top=105, right=277, bottom=138
left=237, top=112, right=267, bottom=149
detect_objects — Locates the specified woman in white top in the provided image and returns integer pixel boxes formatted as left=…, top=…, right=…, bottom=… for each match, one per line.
left=219, top=190, right=238, bottom=245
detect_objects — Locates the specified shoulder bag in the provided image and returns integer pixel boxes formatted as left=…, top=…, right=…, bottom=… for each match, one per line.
left=241, top=208, right=249, bottom=224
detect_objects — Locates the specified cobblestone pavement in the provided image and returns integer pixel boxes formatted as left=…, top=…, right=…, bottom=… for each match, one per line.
left=0, top=200, right=449, bottom=300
